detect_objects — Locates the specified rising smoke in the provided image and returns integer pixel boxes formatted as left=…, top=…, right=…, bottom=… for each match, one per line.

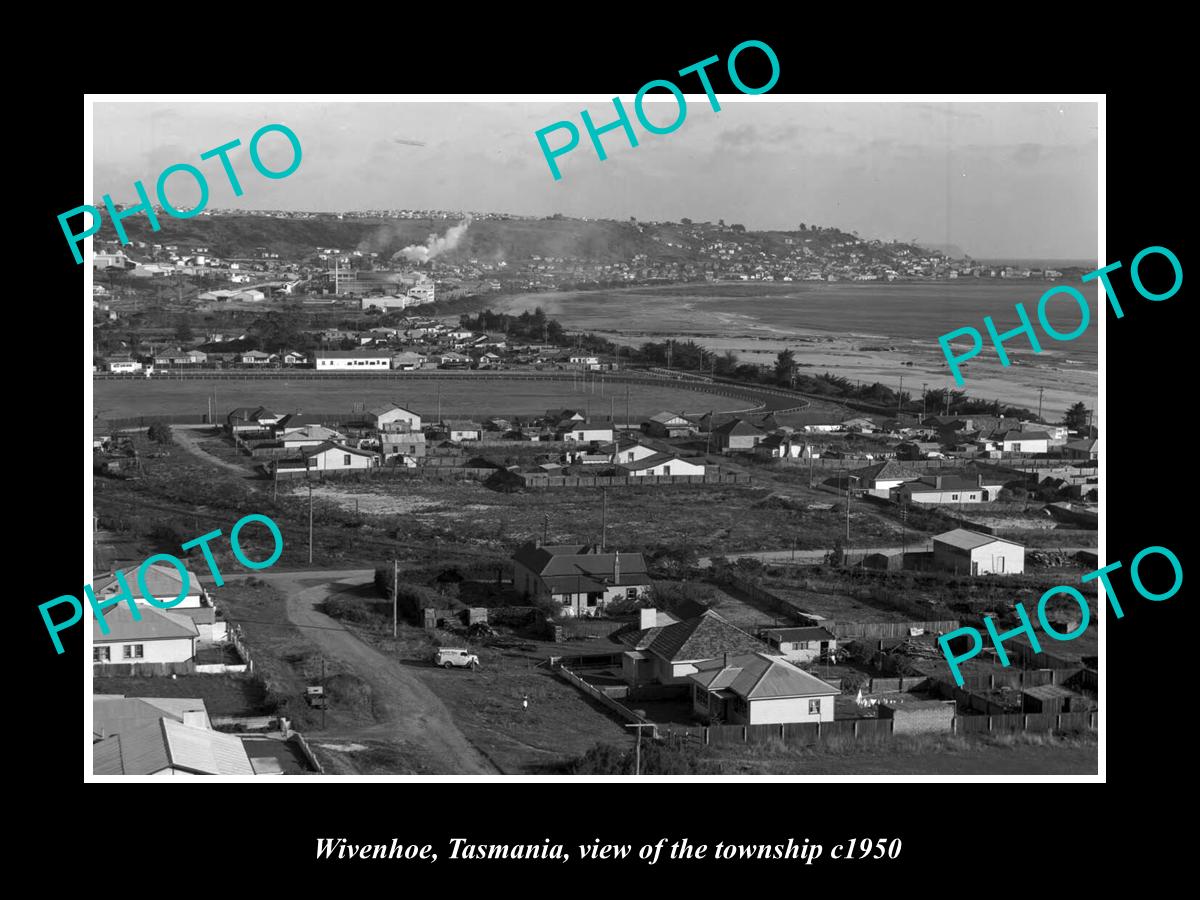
left=397, top=217, right=472, bottom=263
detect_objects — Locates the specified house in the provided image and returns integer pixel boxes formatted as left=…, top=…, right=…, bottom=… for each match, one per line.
left=991, top=429, right=1050, bottom=454
left=618, top=453, right=705, bottom=477
left=153, top=349, right=208, bottom=366
left=231, top=289, right=266, bottom=302
left=760, top=626, right=837, bottom=663
left=617, top=607, right=765, bottom=685
left=279, top=350, right=308, bottom=366
left=391, top=351, right=425, bottom=371
left=755, top=433, right=807, bottom=459
left=437, top=352, right=472, bottom=368
left=93, top=562, right=210, bottom=610
left=802, top=422, right=841, bottom=434
left=893, top=473, right=1003, bottom=504
left=610, top=440, right=659, bottom=466
left=569, top=355, right=601, bottom=369
left=94, top=695, right=212, bottom=736
left=642, top=411, right=694, bottom=439
left=512, top=541, right=651, bottom=617
left=1064, top=438, right=1098, bottom=460
left=711, top=418, right=764, bottom=452
left=854, top=460, right=921, bottom=496
left=367, top=403, right=422, bottom=433
left=105, top=357, right=143, bottom=374
left=93, top=716, right=254, bottom=776
left=301, top=442, right=378, bottom=471
left=92, top=607, right=199, bottom=666
left=559, top=421, right=615, bottom=443
left=546, top=409, right=586, bottom=425
left=433, top=421, right=482, bottom=442
left=381, top=431, right=426, bottom=459
left=281, top=425, right=347, bottom=449
left=689, top=652, right=839, bottom=724
left=896, top=440, right=942, bottom=460
left=932, top=529, right=1025, bottom=575
left=239, top=350, right=275, bottom=365
left=314, top=349, right=392, bottom=370
left=840, top=416, right=877, bottom=433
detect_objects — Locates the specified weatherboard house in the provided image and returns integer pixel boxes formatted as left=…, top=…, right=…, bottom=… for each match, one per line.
left=511, top=541, right=650, bottom=617
left=689, top=652, right=839, bottom=725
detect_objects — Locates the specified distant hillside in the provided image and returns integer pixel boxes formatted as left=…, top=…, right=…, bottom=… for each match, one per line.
left=117, top=213, right=935, bottom=268
left=918, top=242, right=968, bottom=259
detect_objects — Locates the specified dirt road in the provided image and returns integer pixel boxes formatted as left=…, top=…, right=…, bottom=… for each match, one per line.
left=169, top=425, right=256, bottom=477
left=257, top=568, right=498, bottom=775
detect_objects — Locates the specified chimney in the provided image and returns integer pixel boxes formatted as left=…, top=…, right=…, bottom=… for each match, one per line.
left=613, top=550, right=621, bottom=584
left=723, top=651, right=732, bottom=668
left=639, top=607, right=656, bottom=630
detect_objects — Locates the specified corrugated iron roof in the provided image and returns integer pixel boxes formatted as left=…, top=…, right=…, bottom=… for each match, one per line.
left=93, top=606, right=198, bottom=643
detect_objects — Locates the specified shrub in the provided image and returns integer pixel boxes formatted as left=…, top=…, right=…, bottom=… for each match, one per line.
left=147, top=422, right=174, bottom=444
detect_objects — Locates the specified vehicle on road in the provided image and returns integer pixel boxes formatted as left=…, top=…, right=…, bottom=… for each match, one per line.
left=435, top=648, right=480, bottom=669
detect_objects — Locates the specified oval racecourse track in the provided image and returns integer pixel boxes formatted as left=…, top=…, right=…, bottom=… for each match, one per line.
left=92, top=371, right=812, bottom=422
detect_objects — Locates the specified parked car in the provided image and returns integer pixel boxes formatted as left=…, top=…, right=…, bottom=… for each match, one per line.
left=434, top=648, right=479, bottom=669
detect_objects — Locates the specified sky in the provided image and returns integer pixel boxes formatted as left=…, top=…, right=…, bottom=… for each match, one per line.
left=93, top=99, right=1099, bottom=259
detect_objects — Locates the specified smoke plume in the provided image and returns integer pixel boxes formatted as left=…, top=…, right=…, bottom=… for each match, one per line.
left=397, top=217, right=472, bottom=263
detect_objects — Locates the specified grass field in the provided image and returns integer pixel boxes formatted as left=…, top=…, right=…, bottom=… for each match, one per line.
left=94, top=375, right=758, bottom=421
left=93, top=674, right=267, bottom=717
left=708, top=731, right=1098, bottom=775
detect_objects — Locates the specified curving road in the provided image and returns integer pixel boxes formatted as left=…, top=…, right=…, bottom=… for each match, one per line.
left=255, top=568, right=498, bottom=775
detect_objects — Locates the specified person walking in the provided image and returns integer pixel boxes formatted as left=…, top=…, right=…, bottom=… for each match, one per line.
left=522, top=694, right=529, bottom=712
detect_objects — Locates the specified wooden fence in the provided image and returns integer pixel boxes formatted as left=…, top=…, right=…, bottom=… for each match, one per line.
left=521, top=473, right=752, bottom=488
left=289, top=732, right=325, bottom=774
left=94, top=660, right=196, bottom=677
left=661, top=709, right=1095, bottom=749
left=553, top=665, right=658, bottom=736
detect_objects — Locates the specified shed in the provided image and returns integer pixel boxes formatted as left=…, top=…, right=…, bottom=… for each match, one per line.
left=1021, top=684, right=1093, bottom=714
left=877, top=699, right=955, bottom=734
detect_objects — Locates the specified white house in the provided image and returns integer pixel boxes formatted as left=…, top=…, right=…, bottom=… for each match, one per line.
left=618, top=609, right=766, bottom=686
left=610, top=441, right=659, bottom=466
left=93, top=715, right=254, bottom=776
left=301, top=442, right=378, bottom=471
left=618, top=453, right=705, bottom=477
left=689, top=652, right=840, bottom=724
left=93, top=563, right=209, bottom=610
left=760, top=626, right=838, bottom=664
left=855, top=460, right=920, bottom=496
left=239, top=350, right=274, bottom=365
left=314, top=350, right=392, bottom=370
left=992, top=429, right=1050, bottom=454
left=893, top=474, right=1003, bottom=504
left=281, top=425, right=347, bottom=449
left=932, top=529, right=1025, bottom=575
left=559, top=421, right=615, bottom=443
left=231, top=289, right=266, bottom=302
left=367, top=403, right=421, bottom=432
left=93, top=607, right=198, bottom=666
left=391, top=351, right=425, bottom=371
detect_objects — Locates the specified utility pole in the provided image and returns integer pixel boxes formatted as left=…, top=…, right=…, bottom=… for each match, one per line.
left=897, top=374, right=904, bottom=415
left=922, top=383, right=928, bottom=419
left=321, top=656, right=327, bottom=730
left=601, top=488, right=608, bottom=552
left=1037, top=386, right=1045, bottom=422
left=625, top=384, right=630, bottom=432
left=625, top=723, right=655, bottom=776
left=273, top=464, right=278, bottom=502
left=543, top=513, right=549, bottom=545
left=437, top=382, right=442, bottom=424
left=308, top=481, right=314, bottom=565
left=393, top=558, right=399, bottom=638
left=845, top=475, right=854, bottom=543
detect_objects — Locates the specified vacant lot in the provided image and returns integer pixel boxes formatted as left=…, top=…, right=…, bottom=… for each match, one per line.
left=93, top=674, right=267, bottom=717
left=321, top=596, right=634, bottom=773
left=708, top=730, right=1098, bottom=775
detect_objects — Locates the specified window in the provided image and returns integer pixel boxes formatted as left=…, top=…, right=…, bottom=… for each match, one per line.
left=951, top=494, right=959, bottom=500
left=626, top=588, right=638, bottom=600
left=1012, top=442, right=1022, bottom=452
left=123, top=644, right=144, bottom=660
left=808, top=698, right=821, bottom=716
left=94, top=646, right=111, bottom=662
left=561, top=596, right=572, bottom=606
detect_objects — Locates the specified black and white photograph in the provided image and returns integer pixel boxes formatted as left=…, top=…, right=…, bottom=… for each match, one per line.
left=79, top=94, right=1106, bottom=781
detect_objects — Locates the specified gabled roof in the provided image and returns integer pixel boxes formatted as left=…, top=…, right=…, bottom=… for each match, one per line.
left=512, top=542, right=651, bottom=593
left=368, top=403, right=419, bottom=418
left=713, top=418, right=764, bottom=437
left=620, top=452, right=702, bottom=473
left=646, top=610, right=764, bottom=663
left=94, top=718, right=253, bottom=775
left=94, top=562, right=203, bottom=604
left=648, top=411, right=689, bottom=425
left=315, top=349, right=392, bottom=358
left=994, top=429, right=1051, bottom=441
left=93, top=606, right=199, bottom=643
left=689, top=652, right=840, bottom=700
left=94, top=696, right=211, bottom=738
left=854, top=460, right=920, bottom=483
left=933, top=528, right=1023, bottom=551
left=299, top=441, right=377, bottom=459
left=281, top=425, right=345, bottom=443
left=276, top=413, right=325, bottom=428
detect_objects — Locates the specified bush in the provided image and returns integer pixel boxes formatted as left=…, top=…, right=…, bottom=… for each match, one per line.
left=566, top=741, right=719, bottom=775
left=147, top=422, right=174, bottom=444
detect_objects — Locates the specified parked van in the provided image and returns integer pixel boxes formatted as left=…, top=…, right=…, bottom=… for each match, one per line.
left=435, top=648, right=479, bottom=669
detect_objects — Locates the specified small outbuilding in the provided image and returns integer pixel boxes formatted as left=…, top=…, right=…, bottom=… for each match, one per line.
left=932, top=529, right=1025, bottom=575
left=1021, top=684, right=1094, bottom=714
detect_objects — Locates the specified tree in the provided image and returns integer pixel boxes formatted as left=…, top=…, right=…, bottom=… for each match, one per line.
left=774, top=348, right=796, bottom=384
left=147, top=422, right=174, bottom=444
left=1064, top=401, right=1089, bottom=431
left=175, top=318, right=193, bottom=343
left=730, top=224, right=746, bottom=233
